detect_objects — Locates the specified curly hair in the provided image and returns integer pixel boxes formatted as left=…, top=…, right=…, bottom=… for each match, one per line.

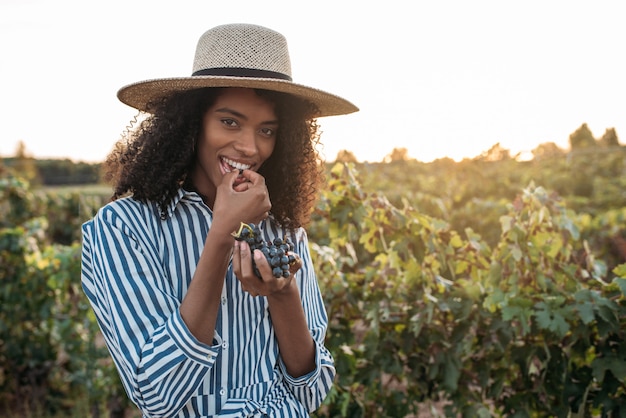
left=103, top=87, right=324, bottom=230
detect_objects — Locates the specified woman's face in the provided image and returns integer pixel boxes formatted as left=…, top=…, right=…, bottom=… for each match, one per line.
left=191, top=87, right=278, bottom=206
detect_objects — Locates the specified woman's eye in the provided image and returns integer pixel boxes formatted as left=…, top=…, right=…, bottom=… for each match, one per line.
left=221, top=118, right=238, bottom=128
left=260, top=127, right=276, bottom=137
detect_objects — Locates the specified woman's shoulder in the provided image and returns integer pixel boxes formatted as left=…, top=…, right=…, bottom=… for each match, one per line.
left=100, top=195, right=152, bottom=214
left=92, top=196, right=161, bottom=227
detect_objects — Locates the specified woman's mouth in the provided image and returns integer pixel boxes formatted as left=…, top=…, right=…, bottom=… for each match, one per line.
left=221, top=157, right=252, bottom=173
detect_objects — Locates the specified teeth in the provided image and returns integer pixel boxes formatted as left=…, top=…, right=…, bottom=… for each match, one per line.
left=222, top=157, right=251, bottom=171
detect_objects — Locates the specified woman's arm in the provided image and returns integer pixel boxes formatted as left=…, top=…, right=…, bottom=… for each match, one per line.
left=179, top=221, right=233, bottom=345
left=182, top=169, right=273, bottom=344
left=82, top=202, right=222, bottom=418
left=233, top=228, right=336, bottom=411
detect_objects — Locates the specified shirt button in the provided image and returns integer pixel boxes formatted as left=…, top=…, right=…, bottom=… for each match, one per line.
left=221, top=297, right=227, bottom=305
left=219, top=388, right=226, bottom=396
left=222, top=341, right=228, bottom=349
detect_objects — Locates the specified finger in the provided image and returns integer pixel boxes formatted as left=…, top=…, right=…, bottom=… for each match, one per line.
left=238, top=241, right=255, bottom=279
left=231, top=240, right=242, bottom=276
left=240, top=169, right=266, bottom=186
left=232, top=181, right=251, bottom=192
left=228, top=169, right=242, bottom=182
left=219, top=169, right=242, bottom=190
left=233, top=241, right=259, bottom=294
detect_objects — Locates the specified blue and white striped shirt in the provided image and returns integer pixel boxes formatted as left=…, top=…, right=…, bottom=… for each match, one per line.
left=81, top=188, right=335, bottom=417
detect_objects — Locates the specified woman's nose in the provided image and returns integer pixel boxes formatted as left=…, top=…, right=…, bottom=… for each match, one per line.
left=233, top=129, right=257, bottom=155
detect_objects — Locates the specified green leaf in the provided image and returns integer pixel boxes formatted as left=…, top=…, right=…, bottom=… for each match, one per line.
left=500, top=215, right=514, bottom=233
left=612, top=263, right=626, bottom=279
left=613, top=276, right=626, bottom=296
left=551, top=313, right=570, bottom=337
left=449, top=234, right=463, bottom=248
left=534, top=308, right=552, bottom=329
left=442, top=355, right=461, bottom=392
left=358, top=221, right=382, bottom=253
left=575, top=302, right=595, bottom=325
left=534, top=304, right=570, bottom=338
left=592, top=356, right=626, bottom=382
left=511, top=245, right=523, bottom=261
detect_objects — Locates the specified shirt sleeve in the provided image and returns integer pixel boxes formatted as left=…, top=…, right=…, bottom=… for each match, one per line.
left=277, top=228, right=336, bottom=411
left=81, top=204, right=221, bottom=418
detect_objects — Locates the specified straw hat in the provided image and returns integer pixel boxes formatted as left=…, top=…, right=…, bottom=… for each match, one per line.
left=117, top=23, right=359, bottom=117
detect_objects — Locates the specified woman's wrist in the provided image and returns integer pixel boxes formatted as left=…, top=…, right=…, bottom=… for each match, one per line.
left=206, top=222, right=236, bottom=247
left=267, top=278, right=299, bottom=303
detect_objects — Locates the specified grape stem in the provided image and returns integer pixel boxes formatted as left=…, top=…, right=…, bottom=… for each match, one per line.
left=231, top=222, right=253, bottom=239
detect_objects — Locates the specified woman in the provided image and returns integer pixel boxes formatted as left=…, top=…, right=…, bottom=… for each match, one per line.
left=81, top=23, right=357, bottom=417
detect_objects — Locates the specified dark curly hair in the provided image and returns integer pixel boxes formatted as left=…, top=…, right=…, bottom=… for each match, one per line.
left=103, top=87, right=324, bottom=229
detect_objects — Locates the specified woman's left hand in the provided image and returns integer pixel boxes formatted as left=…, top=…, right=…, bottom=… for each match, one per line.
left=232, top=240, right=302, bottom=297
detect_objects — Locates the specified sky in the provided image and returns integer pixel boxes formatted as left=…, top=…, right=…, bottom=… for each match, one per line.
left=1, top=0, right=625, bottom=163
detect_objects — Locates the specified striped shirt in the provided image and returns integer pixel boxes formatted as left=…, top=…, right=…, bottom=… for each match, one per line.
left=81, top=188, right=335, bottom=417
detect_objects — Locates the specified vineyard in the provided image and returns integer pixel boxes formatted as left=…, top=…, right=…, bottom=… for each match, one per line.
left=1, top=146, right=625, bottom=417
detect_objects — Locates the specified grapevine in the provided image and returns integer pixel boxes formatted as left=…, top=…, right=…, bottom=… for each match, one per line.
left=231, top=222, right=297, bottom=278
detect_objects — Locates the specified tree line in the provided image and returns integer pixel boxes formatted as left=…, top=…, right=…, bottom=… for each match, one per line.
left=336, top=123, right=622, bottom=163
left=1, top=142, right=102, bottom=186
left=2, top=123, right=622, bottom=186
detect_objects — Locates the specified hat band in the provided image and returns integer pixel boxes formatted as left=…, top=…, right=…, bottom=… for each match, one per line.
left=192, top=67, right=292, bottom=81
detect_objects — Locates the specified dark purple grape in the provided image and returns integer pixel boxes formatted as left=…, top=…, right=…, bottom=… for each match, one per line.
left=231, top=222, right=297, bottom=278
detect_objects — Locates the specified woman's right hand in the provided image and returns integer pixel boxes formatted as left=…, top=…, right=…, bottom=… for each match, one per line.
left=212, top=169, right=271, bottom=235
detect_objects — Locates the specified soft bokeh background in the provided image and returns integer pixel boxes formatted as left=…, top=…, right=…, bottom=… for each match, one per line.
left=1, top=0, right=624, bottom=163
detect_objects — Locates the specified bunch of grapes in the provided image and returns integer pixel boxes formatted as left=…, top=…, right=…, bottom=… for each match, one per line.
left=232, top=222, right=297, bottom=278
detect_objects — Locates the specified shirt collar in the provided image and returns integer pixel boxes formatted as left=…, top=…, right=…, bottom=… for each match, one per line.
left=164, top=187, right=205, bottom=218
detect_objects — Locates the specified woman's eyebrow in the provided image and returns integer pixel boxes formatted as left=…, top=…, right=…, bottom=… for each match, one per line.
left=215, top=107, right=247, bottom=120
left=215, top=107, right=279, bottom=125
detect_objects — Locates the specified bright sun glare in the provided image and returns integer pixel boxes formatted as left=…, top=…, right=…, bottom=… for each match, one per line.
left=1, top=0, right=624, bottom=163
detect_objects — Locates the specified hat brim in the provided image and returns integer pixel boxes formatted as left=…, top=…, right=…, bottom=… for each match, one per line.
left=117, top=76, right=359, bottom=117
